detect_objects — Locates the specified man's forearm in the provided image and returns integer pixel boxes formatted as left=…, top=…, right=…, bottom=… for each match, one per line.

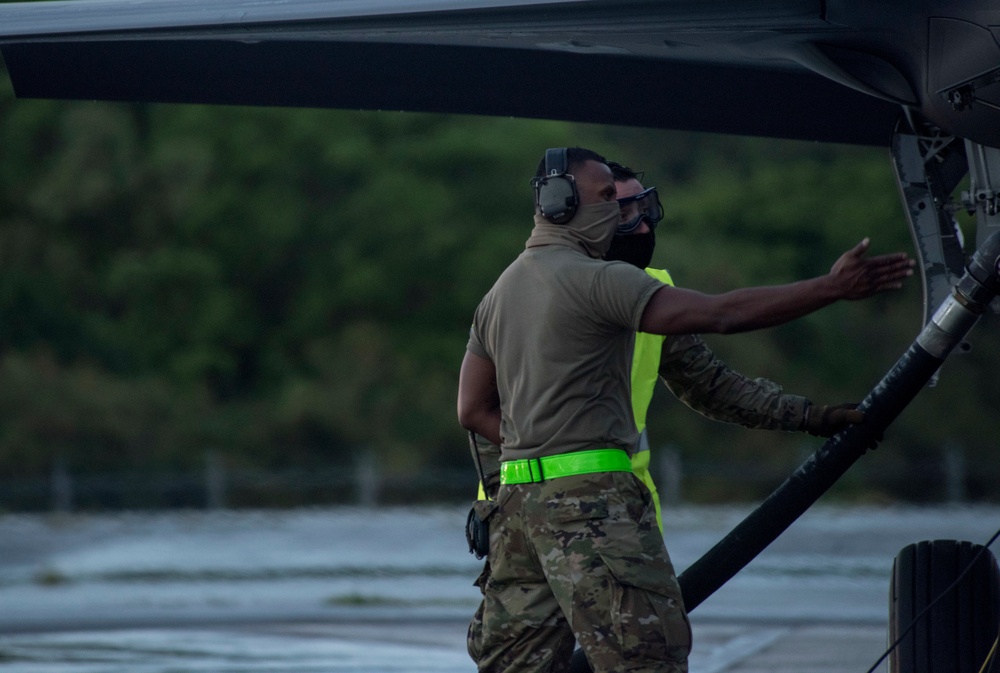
left=659, top=336, right=809, bottom=431
left=639, top=238, right=913, bottom=336
left=640, top=276, right=840, bottom=336
left=703, top=276, right=841, bottom=334
left=463, top=410, right=502, bottom=447
left=457, top=350, right=503, bottom=446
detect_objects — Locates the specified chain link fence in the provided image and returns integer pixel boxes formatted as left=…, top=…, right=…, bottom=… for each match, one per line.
left=0, top=444, right=993, bottom=512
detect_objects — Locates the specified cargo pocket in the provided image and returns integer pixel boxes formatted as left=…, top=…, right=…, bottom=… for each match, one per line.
left=598, top=551, right=692, bottom=670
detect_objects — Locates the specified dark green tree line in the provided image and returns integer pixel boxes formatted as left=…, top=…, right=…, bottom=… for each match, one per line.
left=1, top=60, right=997, bottom=503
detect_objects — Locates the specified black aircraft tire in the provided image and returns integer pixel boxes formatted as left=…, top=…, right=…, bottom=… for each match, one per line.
left=889, top=539, right=1000, bottom=673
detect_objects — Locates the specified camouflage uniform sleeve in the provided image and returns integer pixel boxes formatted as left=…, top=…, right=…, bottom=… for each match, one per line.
left=657, top=334, right=810, bottom=431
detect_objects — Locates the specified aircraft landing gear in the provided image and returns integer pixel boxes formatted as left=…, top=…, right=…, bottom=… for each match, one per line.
left=891, top=113, right=968, bottom=332
left=891, top=112, right=1000, bottom=336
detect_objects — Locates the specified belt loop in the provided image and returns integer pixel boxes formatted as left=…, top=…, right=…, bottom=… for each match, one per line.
left=530, top=458, right=543, bottom=482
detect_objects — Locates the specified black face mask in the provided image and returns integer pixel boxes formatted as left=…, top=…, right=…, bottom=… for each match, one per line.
left=604, top=231, right=656, bottom=269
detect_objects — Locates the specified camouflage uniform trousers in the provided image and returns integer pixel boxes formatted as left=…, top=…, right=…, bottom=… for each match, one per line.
left=468, top=470, right=691, bottom=673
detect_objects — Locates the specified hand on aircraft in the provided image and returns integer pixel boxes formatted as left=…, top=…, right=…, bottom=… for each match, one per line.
left=802, top=402, right=865, bottom=437
left=828, top=238, right=915, bottom=300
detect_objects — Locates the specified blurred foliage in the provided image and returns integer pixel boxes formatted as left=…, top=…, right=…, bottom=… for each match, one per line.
left=1, top=60, right=997, bottom=505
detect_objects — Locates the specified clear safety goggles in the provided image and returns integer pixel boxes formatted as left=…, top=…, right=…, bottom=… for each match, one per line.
left=616, top=186, right=663, bottom=235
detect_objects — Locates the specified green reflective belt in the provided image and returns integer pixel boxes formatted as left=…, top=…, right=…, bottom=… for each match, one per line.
left=500, top=448, right=632, bottom=485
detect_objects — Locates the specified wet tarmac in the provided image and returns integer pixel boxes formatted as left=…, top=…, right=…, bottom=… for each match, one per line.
left=1, top=504, right=996, bottom=672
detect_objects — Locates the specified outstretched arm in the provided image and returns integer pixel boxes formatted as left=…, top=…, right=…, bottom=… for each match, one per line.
left=639, top=238, right=914, bottom=336
left=457, top=350, right=502, bottom=447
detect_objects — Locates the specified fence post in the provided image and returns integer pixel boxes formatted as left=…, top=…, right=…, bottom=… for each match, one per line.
left=659, top=445, right=683, bottom=506
left=942, top=441, right=966, bottom=503
left=51, top=453, right=73, bottom=513
left=205, top=450, right=227, bottom=509
left=356, top=451, right=381, bottom=507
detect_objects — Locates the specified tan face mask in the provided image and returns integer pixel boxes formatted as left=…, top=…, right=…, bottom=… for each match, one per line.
left=526, top=200, right=621, bottom=259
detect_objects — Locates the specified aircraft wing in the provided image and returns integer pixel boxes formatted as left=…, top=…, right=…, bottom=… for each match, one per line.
left=0, top=0, right=947, bottom=146
left=6, top=0, right=1000, bottom=322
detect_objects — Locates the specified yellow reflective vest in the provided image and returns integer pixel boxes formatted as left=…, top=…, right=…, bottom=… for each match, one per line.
left=630, top=268, right=674, bottom=533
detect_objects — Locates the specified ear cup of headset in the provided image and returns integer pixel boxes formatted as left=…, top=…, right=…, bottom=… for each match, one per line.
left=536, top=175, right=578, bottom=224
left=535, top=147, right=579, bottom=224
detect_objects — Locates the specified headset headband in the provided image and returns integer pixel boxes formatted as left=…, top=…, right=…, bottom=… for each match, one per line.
left=544, top=147, right=567, bottom=177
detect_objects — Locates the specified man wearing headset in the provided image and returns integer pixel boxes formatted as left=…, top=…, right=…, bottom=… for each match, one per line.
left=469, top=163, right=881, bottom=527
left=458, top=147, right=913, bottom=673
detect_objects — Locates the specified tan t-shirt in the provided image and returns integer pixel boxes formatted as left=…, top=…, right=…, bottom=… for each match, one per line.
left=468, top=240, right=664, bottom=460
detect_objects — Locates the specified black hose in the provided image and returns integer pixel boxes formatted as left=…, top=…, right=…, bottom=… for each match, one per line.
left=678, top=341, right=942, bottom=610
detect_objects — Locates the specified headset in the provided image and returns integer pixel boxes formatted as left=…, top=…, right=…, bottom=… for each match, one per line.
left=531, top=147, right=579, bottom=224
